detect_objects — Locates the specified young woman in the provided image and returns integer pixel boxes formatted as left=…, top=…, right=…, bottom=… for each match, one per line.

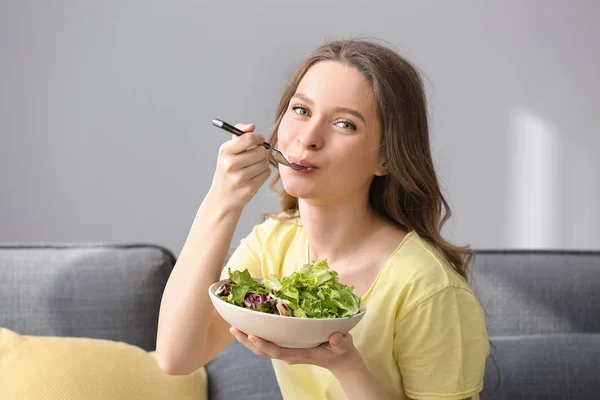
left=157, top=38, right=490, bottom=400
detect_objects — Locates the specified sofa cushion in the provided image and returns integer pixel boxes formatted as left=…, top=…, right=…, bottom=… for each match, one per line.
left=0, top=327, right=207, bottom=400
left=206, top=340, right=283, bottom=400
left=0, top=244, right=175, bottom=351
left=483, top=333, right=600, bottom=399
left=470, top=251, right=600, bottom=336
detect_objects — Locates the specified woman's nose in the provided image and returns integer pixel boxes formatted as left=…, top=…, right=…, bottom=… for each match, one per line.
left=295, top=121, right=323, bottom=150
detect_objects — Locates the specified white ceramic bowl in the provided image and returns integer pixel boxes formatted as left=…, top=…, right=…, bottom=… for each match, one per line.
left=208, top=278, right=367, bottom=348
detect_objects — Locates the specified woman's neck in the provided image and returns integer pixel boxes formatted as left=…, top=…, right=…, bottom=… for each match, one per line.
left=298, top=195, right=383, bottom=264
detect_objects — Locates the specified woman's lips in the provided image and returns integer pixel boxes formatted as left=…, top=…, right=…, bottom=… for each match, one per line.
left=290, top=166, right=317, bottom=175
left=288, top=156, right=318, bottom=169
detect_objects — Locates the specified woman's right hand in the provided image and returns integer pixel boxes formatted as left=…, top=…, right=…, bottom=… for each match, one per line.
left=208, top=123, right=272, bottom=213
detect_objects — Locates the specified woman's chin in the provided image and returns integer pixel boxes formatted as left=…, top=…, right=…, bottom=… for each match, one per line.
left=281, top=182, right=318, bottom=200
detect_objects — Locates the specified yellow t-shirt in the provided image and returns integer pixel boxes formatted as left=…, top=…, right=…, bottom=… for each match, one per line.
left=223, top=216, right=489, bottom=400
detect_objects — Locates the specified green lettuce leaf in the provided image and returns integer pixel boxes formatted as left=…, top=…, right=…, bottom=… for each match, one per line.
left=227, top=285, right=250, bottom=306
left=262, top=274, right=283, bottom=291
left=228, top=268, right=258, bottom=289
left=221, top=260, right=363, bottom=319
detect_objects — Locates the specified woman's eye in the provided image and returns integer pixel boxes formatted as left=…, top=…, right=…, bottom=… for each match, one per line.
left=336, top=120, right=357, bottom=131
left=292, top=105, right=310, bottom=116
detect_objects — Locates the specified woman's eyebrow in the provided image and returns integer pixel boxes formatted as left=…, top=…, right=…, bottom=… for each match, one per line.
left=292, top=93, right=367, bottom=125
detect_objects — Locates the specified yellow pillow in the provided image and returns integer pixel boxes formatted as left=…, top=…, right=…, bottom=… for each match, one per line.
left=0, top=327, right=207, bottom=400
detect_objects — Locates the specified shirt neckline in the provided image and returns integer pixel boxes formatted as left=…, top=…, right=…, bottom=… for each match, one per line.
left=300, top=223, right=415, bottom=301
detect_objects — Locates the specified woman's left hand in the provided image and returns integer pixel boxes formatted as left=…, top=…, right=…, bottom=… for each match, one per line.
left=230, top=327, right=359, bottom=373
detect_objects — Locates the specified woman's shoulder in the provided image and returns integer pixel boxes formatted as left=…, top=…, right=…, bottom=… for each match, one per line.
left=226, top=212, right=303, bottom=277
left=385, top=231, right=472, bottom=292
left=245, top=212, right=303, bottom=245
left=379, top=232, right=482, bottom=321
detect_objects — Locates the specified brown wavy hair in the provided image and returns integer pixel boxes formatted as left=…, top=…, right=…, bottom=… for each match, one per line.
left=266, top=38, right=474, bottom=281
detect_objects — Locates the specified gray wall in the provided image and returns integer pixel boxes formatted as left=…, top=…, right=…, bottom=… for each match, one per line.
left=1, top=0, right=599, bottom=254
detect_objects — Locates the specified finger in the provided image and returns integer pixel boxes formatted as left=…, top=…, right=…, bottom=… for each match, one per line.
left=227, top=145, right=268, bottom=171
left=238, top=158, right=270, bottom=182
left=230, top=123, right=255, bottom=141
left=230, top=328, right=269, bottom=358
left=247, top=164, right=272, bottom=184
left=247, top=335, right=288, bottom=359
left=229, top=123, right=255, bottom=145
left=230, top=132, right=266, bottom=154
left=248, top=335, right=304, bottom=362
left=328, top=333, right=352, bottom=354
left=234, top=123, right=255, bottom=133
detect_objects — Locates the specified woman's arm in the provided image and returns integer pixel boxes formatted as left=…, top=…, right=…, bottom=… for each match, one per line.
left=394, top=286, right=488, bottom=400
left=329, top=349, right=391, bottom=400
left=231, top=329, right=392, bottom=399
left=156, top=125, right=271, bottom=375
left=156, top=195, right=242, bottom=374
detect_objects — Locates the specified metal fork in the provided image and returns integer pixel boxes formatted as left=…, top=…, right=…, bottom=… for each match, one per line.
left=212, top=119, right=307, bottom=170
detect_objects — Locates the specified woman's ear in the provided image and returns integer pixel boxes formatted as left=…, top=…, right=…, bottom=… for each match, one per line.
left=374, top=159, right=388, bottom=177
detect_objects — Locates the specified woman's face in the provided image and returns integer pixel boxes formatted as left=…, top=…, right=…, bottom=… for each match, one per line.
left=278, top=60, right=385, bottom=205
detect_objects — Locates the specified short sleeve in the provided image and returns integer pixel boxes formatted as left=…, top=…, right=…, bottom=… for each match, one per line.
left=393, top=286, right=489, bottom=400
left=219, top=223, right=265, bottom=280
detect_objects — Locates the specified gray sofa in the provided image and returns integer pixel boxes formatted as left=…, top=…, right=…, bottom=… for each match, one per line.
left=1, top=244, right=599, bottom=399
